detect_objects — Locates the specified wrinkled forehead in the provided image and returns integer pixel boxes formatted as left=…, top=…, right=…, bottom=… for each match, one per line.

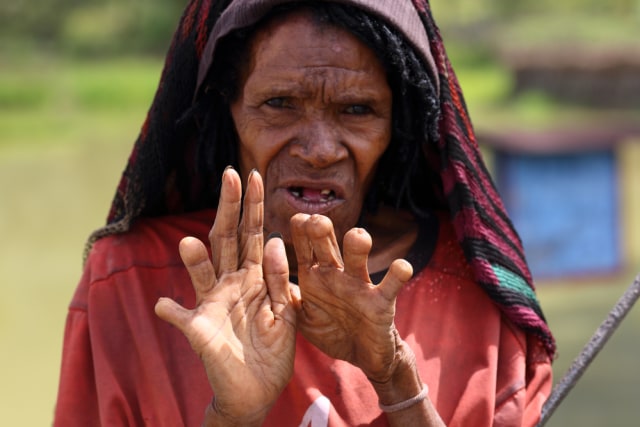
left=240, top=11, right=391, bottom=98
left=195, top=0, right=438, bottom=98
left=245, top=10, right=380, bottom=69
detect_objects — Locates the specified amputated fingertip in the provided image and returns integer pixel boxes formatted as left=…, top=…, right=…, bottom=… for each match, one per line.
left=389, top=258, right=414, bottom=283
left=290, top=212, right=310, bottom=226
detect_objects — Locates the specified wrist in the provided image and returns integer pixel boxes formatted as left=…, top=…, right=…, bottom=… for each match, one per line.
left=368, top=338, right=424, bottom=408
left=202, top=398, right=268, bottom=427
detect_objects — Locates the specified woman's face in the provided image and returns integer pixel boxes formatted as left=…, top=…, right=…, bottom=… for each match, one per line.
left=230, top=11, right=392, bottom=245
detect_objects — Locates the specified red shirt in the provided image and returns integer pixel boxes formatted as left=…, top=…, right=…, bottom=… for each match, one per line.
left=54, top=210, right=551, bottom=426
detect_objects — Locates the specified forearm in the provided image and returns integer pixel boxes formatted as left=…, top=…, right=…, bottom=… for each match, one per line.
left=369, top=340, right=446, bottom=427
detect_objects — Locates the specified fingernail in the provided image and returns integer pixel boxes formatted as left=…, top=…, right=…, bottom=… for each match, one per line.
left=248, top=168, right=258, bottom=184
left=222, top=165, right=234, bottom=182
left=266, top=231, right=283, bottom=241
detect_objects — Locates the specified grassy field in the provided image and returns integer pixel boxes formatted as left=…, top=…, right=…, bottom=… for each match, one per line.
left=0, top=56, right=157, bottom=425
left=1, top=56, right=638, bottom=426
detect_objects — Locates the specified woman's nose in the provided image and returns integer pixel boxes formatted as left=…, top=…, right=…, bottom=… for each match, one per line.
left=289, top=119, right=348, bottom=168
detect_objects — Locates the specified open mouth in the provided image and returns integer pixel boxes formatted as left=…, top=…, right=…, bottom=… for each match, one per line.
left=288, top=186, right=337, bottom=203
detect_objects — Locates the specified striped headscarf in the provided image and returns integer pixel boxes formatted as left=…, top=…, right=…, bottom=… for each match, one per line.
left=91, top=0, right=555, bottom=358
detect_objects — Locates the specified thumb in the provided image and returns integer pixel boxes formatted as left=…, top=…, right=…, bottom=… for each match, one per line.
left=155, top=297, right=191, bottom=332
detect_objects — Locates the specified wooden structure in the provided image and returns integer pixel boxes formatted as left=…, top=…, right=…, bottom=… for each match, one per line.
left=501, top=45, right=640, bottom=109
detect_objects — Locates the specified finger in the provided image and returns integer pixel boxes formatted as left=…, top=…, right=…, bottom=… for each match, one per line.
left=342, top=227, right=372, bottom=282
left=179, top=237, right=216, bottom=296
left=304, top=215, right=343, bottom=269
left=290, top=213, right=313, bottom=269
left=377, top=258, right=413, bottom=301
left=209, top=167, right=241, bottom=274
left=239, top=170, right=264, bottom=267
left=263, top=235, right=292, bottom=317
left=289, top=282, right=302, bottom=309
left=155, top=297, right=191, bottom=332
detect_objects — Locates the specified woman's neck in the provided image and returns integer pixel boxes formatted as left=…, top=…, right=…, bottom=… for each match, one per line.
left=363, top=206, right=418, bottom=275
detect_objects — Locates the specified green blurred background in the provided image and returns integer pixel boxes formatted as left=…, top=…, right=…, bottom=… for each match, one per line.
left=1, top=0, right=639, bottom=425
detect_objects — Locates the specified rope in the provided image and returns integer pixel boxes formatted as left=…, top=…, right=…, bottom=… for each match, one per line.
left=537, top=272, right=640, bottom=426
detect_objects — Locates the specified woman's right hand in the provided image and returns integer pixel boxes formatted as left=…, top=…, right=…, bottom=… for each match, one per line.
left=155, top=168, right=297, bottom=426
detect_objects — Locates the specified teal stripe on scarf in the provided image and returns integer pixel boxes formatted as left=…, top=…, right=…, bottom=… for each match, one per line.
left=492, top=264, right=537, bottom=301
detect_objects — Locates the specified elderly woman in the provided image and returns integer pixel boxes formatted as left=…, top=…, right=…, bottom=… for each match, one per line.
left=54, top=1, right=555, bottom=426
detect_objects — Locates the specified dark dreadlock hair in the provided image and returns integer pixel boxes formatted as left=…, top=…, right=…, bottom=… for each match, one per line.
left=181, top=1, right=441, bottom=219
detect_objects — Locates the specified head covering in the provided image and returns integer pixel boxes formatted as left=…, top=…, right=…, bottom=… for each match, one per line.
left=194, top=0, right=439, bottom=97
left=90, top=0, right=555, bottom=358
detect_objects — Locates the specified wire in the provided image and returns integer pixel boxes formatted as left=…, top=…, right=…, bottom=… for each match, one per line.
left=537, top=273, right=640, bottom=426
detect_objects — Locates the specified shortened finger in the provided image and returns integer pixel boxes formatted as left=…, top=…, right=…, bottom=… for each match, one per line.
left=209, top=167, right=242, bottom=274
left=305, top=215, right=343, bottom=269
left=377, top=258, right=413, bottom=301
left=342, top=227, right=372, bottom=282
left=290, top=213, right=313, bottom=269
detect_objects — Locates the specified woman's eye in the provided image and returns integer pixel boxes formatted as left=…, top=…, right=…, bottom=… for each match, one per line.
left=265, top=97, right=289, bottom=108
left=344, top=104, right=372, bottom=115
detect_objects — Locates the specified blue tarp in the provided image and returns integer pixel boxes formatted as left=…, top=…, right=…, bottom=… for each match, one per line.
left=495, top=149, right=620, bottom=279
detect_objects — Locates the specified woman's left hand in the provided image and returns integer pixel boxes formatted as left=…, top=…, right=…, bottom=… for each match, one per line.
left=289, top=213, right=414, bottom=383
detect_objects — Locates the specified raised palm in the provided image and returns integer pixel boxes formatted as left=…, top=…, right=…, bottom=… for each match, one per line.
left=155, top=169, right=296, bottom=423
